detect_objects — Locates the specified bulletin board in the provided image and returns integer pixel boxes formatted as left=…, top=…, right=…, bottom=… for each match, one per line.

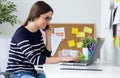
left=51, top=23, right=95, bottom=57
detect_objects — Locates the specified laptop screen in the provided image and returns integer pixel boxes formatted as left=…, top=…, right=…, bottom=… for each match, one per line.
left=88, top=38, right=105, bottom=65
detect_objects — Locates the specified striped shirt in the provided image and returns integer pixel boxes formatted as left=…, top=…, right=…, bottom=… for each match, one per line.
left=6, top=26, right=51, bottom=73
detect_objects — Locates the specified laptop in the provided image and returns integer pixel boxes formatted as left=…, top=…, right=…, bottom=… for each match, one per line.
left=59, top=38, right=105, bottom=66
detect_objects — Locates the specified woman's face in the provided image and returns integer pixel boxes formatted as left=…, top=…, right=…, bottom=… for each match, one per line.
left=34, top=11, right=53, bottom=30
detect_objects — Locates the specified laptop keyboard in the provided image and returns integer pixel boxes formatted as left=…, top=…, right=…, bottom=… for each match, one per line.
left=59, top=61, right=88, bottom=66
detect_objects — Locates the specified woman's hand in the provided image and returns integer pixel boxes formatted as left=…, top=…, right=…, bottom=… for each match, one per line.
left=45, top=25, right=53, bottom=36
left=62, top=56, right=80, bottom=62
left=46, top=56, right=80, bottom=64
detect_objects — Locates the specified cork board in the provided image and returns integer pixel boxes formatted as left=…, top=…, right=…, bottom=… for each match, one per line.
left=51, top=23, right=95, bottom=57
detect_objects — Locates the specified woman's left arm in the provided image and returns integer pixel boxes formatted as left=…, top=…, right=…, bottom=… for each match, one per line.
left=45, top=25, right=53, bottom=52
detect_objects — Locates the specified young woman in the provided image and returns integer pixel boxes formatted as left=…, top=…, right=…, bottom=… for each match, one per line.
left=6, top=1, right=79, bottom=78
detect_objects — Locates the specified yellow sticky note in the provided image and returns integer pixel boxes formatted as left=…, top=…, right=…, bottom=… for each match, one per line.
left=72, top=28, right=79, bottom=34
left=76, top=32, right=85, bottom=37
left=68, top=40, right=75, bottom=47
left=116, top=0, right=120, bottom=2
left=83, top=26, right=92, bottom=33
left=77, top=42, right=82, bottom=48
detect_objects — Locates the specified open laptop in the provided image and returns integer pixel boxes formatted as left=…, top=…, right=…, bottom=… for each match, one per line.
left=59, top=38, right=105, bottom=66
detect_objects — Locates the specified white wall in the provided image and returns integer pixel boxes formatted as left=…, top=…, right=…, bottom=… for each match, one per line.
left=0, top=37, right=11, bottom=72
left=0, top=0, right=101, bottom=37
left=101, top=0, right=120, bottom=65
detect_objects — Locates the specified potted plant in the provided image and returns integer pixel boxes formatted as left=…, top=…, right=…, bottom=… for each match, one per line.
left=82, top=37, right=96, bottom=48
left=81, top=37, right=96, bottom=60
left=0, top=0, right=19, bottom=26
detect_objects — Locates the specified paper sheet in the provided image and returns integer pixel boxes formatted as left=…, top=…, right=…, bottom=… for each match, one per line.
left=113, top=4, right=120, bottom=24
left=51, top=34, right=62, bottom=56
left=105, top=10, right=111, bottom=29
left=54, top=27, right=65, bottom=40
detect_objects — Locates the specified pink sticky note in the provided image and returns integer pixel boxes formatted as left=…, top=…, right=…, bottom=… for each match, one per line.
left=118, top=30, right=120, bottom=38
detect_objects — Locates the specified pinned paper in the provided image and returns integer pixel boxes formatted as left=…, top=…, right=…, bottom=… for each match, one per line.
left=113, top=5, right=120, bottom=24
left=72, top=28, right=79, bottom=34
left=83, top=26, right=92, bottom=33
left=76, top=42, right=82, bottom=48
left=76, top=32, right=85, bottom=37
left=116, top=0, right=120, bottom=2
left=51, top=34, right=62, bottom=56
left=54, top=27, right=65, bottom=40
left=68, top=40, right=75, bottom=47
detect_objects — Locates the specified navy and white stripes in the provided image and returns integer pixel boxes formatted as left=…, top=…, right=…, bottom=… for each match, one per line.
left=6, top=26, right=51, bottom=73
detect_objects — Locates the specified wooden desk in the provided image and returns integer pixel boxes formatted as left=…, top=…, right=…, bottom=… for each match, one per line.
left=43, top=61, right=120, bottom=78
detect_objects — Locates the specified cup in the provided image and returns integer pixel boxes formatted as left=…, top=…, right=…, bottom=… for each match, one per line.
left=82, top=48, right=88, bottom=60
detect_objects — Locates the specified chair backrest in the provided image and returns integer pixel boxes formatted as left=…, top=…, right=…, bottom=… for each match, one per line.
left=0, top=37, right=11, bottom=72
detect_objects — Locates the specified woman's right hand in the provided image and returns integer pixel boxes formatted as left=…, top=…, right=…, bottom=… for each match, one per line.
left=62, top=56, right=80, bottom=62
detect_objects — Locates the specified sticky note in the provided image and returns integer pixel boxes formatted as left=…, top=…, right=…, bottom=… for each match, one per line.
left=118, top=30, right=120, bottom=38
left=76, top=32, right=85, bottom=37
left=68, top=40, right=75, bottom=47
left=83, top=26, right=92, bottom=33
left=72, top=28, right=79, bottom=34
left=116, top=0, right=120, bottom=2
left=115, top=36, right=120, bottom=47
left=77, top=42, right=82, bottom=48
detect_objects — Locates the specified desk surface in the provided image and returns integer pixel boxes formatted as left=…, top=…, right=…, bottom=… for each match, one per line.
left=43, top=61, right=120, bottom=78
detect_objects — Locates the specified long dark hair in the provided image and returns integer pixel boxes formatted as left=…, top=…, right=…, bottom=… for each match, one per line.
left=23, top=1, right=53, bottom=26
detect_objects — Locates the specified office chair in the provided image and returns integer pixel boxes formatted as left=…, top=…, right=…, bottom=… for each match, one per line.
left=0, top=72, right=12, bottom=78
left=0, top=37, right=12, bottom=78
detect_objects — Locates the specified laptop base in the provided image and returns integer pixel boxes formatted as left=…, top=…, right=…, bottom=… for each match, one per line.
left=59, top=61, right=89, bottom=66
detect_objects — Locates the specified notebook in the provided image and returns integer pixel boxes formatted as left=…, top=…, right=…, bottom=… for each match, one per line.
left=59, top=38, right=105, bottom=66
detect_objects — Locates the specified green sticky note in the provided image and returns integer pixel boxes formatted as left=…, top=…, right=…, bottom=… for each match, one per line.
left=115, top=36, right=120, bottom=47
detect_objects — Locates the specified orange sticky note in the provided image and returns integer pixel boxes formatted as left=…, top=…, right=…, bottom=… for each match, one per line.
left=72, top=28, right=79, bottom=34
left=68, top=40, right=75, bottom=47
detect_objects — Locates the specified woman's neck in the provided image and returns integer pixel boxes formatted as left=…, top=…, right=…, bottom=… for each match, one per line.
left=25, top=22, right=39, bottom=33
